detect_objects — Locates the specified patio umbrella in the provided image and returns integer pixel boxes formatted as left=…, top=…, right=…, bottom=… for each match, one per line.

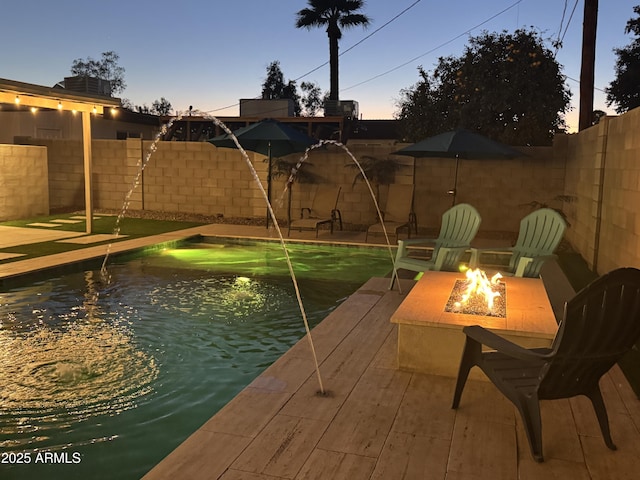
left=393, top=129, right=523, bottom=206
left=208, top=118, right=317, bottom=227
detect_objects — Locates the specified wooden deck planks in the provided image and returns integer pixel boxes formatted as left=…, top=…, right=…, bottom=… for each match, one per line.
left=143, top=272, right=640, bottom=480
left=316, top=367, right=411, bottom=457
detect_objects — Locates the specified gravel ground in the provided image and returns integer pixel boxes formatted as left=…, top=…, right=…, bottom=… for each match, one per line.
left=92, top=209, right=268, bottom=226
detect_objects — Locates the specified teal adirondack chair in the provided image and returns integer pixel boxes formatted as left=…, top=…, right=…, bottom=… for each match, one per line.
left=469, top=208, right=566, bottom=277
left=389, top=203, right=481, bottom=289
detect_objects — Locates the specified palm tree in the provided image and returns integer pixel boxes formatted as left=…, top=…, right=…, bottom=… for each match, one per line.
left=295, top=0, right=370, bottom=106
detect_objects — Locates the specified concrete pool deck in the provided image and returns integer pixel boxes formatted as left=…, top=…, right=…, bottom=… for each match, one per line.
left=2, top=223, right=639, bottom=479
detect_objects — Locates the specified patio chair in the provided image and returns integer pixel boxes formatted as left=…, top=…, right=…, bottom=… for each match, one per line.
left=288, top=185, right=342, bottom=238
left=389, top=203, right=481, bottom=289
left=452, top=267, right=640, bottom=462
left=366, top=184, right=417, bottom=242
left=469, top=208, right=566, bottom=278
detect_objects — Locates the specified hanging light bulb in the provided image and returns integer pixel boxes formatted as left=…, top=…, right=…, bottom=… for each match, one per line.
left=14, top=95, right=20, bottom=104
left=92, top=106, right=97, bottom=114
left=58, top=101, right=63, bottom=110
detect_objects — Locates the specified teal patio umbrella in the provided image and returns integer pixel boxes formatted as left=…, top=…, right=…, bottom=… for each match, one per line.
left=394, top=129, right=523, bottom=206
left=208, top=119, right=317, bottom=227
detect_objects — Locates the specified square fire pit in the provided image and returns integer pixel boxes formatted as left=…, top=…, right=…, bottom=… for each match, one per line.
left=391, top=271, right=558, bottom=379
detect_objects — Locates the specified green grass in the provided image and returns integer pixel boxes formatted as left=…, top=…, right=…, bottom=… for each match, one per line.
left=0, top=214, right=205, bottom=263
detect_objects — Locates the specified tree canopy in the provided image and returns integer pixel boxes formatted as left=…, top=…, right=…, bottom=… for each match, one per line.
left=261, top=61, right=302, bottom=116
left=261, top=61, right=326, bottom=116
left=396, top=29, right=571, bottom=146
left=606, top=5, right=640, bottom=114
left=70, top=51, right=126, bottom=96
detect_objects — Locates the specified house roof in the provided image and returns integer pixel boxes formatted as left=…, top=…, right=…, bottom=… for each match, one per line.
left=350, top=119, right=401, bottom=140
left=0, top=77, right=120, bottom=114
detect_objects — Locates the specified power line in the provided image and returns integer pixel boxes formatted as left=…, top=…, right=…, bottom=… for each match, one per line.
left=292, top=0, right=423, bottom=83
left=558, top=0, right=580, bottom=52
left=566, top=75, right=606, bottom=93
left=206, top=1, right=423, bottom=115
left=342, top=0, right=525, bottom=92
left=555, top=0, right=569, bottom=49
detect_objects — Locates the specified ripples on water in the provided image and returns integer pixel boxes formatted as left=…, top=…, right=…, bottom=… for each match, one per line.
left=0, top=241, right=390, bottom=479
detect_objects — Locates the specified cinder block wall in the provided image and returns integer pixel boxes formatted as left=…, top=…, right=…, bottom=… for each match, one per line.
left=9, top=106, right=639, bottom=274
left=31, top=139, right=84, bottom=210
left=562, top=108, right=640, bottom=273
left=21, top=137, right=560, bottom=232
left=409, top=146, right=563, bottom=233
left=140, top=141, right=267, bottom=218
left=0, top=144, right=48, bottom=220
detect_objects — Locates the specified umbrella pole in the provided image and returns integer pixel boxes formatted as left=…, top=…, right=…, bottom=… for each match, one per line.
left=451, top=154, right=460, bottom=206
left=266, top=144, right=272, bottom=229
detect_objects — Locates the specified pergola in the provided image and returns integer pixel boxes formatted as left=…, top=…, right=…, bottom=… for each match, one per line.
left=0, top=78, right=121, bottom=233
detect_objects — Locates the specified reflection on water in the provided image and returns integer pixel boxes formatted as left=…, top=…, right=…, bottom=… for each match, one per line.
left=0, top=240, right=391, bottom=480
left=0, top=318, right=158, bottom=450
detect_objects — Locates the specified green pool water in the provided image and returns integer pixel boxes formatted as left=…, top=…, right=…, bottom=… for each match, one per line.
left=0, top=239, right=392, bottom=480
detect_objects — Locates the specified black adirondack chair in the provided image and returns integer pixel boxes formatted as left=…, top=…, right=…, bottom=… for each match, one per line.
left=451, top=267, right=640, bottom=462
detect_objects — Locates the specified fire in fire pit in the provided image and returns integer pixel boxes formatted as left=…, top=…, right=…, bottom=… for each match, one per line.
left=445, top=268, right=506, bottom=317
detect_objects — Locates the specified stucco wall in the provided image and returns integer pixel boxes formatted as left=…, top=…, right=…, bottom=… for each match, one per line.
left=0, top=144, right=48, bottom=220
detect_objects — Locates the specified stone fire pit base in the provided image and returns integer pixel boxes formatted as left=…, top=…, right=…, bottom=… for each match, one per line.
left=391, top=271, right=558, bottom=380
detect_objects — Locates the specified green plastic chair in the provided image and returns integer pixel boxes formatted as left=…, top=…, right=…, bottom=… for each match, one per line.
left=389, top=203, right=481, bottom=289
left=470, top=208, right=566, bottom=277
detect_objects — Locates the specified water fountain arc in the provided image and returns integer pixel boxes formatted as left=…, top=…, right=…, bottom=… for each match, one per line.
left=278, top=139, right=403, bottom=294
left=100, top=113, right=326, bottom=394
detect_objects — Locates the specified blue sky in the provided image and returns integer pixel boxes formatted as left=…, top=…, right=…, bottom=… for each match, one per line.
left=1, top=1, right=636, bottom=131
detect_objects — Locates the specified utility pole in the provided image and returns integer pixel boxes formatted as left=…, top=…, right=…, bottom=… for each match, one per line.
left=579, top=0, right=598, bottom=131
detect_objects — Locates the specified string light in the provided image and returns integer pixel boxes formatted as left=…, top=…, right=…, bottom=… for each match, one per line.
left=58, top=101, right=63, bottom=110
left=30, top=107, right=37, bottom=113
left=92, top=106, right=97, bottom=114
left=14, top=95, right=20, bottom=104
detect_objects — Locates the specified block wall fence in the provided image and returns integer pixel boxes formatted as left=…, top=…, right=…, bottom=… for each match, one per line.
left=0, top=144, right=48, bottom=220
left=1, top=106, right=638, bottom=274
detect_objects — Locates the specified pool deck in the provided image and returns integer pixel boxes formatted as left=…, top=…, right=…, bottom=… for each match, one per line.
left=2, top=224, right=640, bottom=479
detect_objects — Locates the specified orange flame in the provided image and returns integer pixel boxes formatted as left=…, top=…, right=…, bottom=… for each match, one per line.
left=455, top=268, right=503, bottom=311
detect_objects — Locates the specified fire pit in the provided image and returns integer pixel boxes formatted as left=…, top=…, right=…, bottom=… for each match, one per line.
left=390, top=271, right=558, bottom=379
left=445, top=268, right=506, bottom=317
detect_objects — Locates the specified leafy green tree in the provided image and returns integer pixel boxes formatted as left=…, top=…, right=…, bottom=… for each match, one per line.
left=396, top=29, right=571, bottom=146
left=70, top=51, right=126, bottom=96
left=261, top=61, right=302, bottom=115
left=606, top=5, right=640, bottom=113
left=151, top=97, right=173, bottom=116
left=295, top=0, right=370, bottom=102
left=300, top=81, right=327, bottom=116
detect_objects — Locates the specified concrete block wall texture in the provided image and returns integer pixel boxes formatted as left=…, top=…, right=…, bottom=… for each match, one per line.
left=31, top=139, right=85, bottom=210
left=593, top=109, right=640, bottom=274
left=5, top=106, right=638, bottom=273
left=0, top=144, right=49, bottom=220
left=561, top=109, right=640, bottom=274
left=411, top=147, right=564, bottom=233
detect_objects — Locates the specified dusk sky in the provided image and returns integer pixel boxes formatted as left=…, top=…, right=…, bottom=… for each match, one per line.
left=1, top=1, right=637, bottom=131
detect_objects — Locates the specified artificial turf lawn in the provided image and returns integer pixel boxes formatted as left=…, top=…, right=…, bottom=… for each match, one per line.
left=0, top=214, right=205, bottom=263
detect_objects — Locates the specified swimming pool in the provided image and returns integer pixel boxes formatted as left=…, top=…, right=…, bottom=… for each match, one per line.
left=0, top=239, right=392, bottom=479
